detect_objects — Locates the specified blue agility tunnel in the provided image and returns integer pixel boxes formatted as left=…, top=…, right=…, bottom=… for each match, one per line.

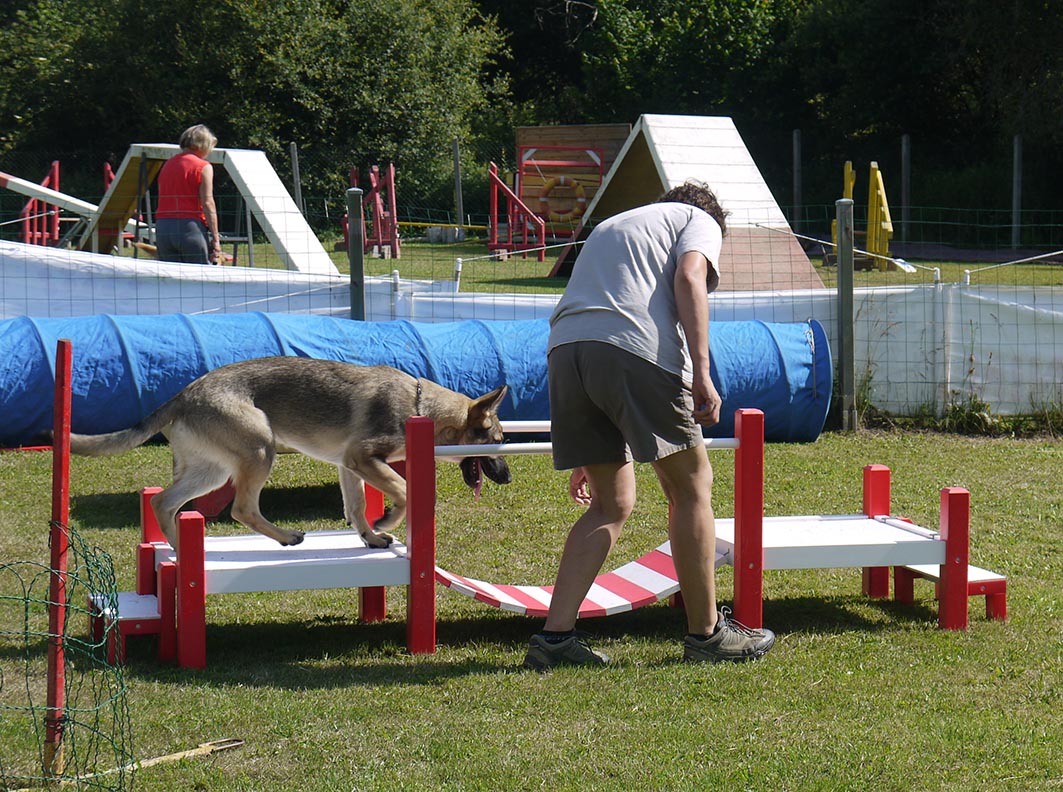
left=0, top=313, right=831, bottom=446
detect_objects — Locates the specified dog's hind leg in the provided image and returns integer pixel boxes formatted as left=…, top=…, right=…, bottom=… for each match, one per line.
left=228, top=448, right=305, bottom=547
left=151, top=460, right=231, bottom=548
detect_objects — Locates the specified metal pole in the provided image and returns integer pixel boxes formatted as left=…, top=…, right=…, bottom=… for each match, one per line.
left=290, top=142, right=304, bottom=216
left=347, top=188, right=365, bottom=320
left=836, top=198, right=858, bottom=431
left=1012, top=134, right=1022, bottom=249
left=791, top=129, right=802, bottom=232
left=453, top=138, right=464, bottom=240
left=901, top=133, right=911, bottom=243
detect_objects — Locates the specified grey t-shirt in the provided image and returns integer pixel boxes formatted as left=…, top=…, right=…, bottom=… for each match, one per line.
left=548, top=201, right=723, bottom=383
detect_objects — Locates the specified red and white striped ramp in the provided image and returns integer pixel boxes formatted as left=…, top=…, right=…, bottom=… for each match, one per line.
left=432, top=543, right=732, bottom=618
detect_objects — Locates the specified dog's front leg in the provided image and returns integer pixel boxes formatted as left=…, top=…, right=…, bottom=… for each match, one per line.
left=343, top=454, right=408, bottom=548
left=337, top=466, right=374, bottom=546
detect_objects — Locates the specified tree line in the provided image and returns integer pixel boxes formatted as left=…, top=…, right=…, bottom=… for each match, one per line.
left=1, top=0, right=1060, bottom=213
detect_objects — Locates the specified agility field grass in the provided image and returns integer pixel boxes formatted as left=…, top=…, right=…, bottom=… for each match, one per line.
left=2, top=431, right=1062, bottom=791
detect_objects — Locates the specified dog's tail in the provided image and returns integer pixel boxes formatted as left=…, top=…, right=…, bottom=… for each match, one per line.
left=68, top=402, right=175, bottom=457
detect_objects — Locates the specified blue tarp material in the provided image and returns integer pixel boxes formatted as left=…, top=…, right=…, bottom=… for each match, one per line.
left=0, top=313, right=831, bottom=446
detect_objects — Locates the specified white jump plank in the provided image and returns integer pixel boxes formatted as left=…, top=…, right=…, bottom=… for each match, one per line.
left=714, top=515, right=946, bottom=570
left=152, top=531, right=410, bottom=594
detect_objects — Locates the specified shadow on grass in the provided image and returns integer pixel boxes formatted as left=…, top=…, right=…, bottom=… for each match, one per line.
left=70, top=483, right=347, bottom=531
left=115, top=592, right=939, bottom=688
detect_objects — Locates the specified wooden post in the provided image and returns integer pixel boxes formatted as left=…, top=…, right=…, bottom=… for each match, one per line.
left=176, top=511, right=207, bottom=668
left=140, top=486, right=166, bottom=543
left=938, top=488, right=970, bottom=630
left=405, top=417, right=437, bottom=654
left=44, top=339, right=72, bottom=779
left=157, top=562, right=178, bottom=663
left=861, top=465, right=891, bottom=598
left=732, top=409, right=765, bottom=628
left=359, top=484, right=388, bottom=623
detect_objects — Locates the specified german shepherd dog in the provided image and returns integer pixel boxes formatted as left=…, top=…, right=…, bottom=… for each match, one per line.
left=68, top=357, right=511, bottom=548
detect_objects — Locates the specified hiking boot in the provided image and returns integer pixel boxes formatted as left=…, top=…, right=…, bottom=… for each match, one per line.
left=523, top=633, right=610, bottom=671
left=683, top=608, right=775, bottom=663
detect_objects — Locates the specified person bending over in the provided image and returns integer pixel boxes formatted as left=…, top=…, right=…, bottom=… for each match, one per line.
left=523, top=181, right=776, bottom=670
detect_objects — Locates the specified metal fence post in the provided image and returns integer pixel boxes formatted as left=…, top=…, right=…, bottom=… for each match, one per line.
left=901, top=133, right=911, bottom=242
left=1012, top=134, right=1022, bottom=249
left=290, top=142, right=304, bottom=216
left=347, top=188, right=365, bottom=321
left=837, top=198, right=858, bottom=431
left=791, top=129, right=802, bottom=232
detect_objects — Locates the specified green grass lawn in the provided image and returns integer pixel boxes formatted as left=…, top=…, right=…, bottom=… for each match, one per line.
left=2, top=431, right=1062, bottom=791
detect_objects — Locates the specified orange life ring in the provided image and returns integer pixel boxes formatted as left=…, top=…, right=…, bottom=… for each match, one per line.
left=537, top=176, right=587, bottom=223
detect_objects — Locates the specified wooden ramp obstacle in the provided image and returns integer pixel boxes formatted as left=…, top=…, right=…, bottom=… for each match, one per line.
left=78, top=144, right=338, bottom=276
left=550, top=114, right=822, bottom=292
left=88, top=410, right=1007, bottom=669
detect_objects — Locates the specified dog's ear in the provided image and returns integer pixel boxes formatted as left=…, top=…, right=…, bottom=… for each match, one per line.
left=469, top=384, right=508, bottom=418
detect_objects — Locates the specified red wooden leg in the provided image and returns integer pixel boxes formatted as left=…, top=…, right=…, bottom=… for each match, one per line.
left=862, top=566, right=891, bottom=599
left=136, top=542, right=156, bottom=595
left=176, top=512, right=207, bottom=668
left=938, top=488, right=970, bottom=630
left=733, top=409, right=765, bottom=628
left=405, top=418, right=436, bottom=654
left=893, top=567, right=916, bottom=605
left=157, top=562, right=177, bottom=663
left=360, top=587, right=387, bottom=623
left=140, top=487, right=165, bottom=544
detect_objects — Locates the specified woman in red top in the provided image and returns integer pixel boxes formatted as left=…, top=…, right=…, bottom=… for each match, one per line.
left=155, top=124, right=222, bottom=264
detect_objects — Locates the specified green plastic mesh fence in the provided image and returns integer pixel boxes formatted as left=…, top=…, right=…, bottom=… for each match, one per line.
left=0, top=521, right=133, bottom=791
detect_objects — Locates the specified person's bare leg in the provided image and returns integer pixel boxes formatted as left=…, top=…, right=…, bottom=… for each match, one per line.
left=652, top=445, right=718, bottom=636
left=543, top=461, right=636, bottom=632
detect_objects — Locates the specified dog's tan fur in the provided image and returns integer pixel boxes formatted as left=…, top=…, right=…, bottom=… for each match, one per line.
left=68, top=357, right=509, bottom=548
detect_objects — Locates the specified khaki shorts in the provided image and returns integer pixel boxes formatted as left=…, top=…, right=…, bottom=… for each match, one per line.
left=548, top=341, right=703, bottom=470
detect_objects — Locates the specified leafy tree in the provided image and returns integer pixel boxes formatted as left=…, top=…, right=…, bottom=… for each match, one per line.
left=0, top=0, right=506, bottom=205
left=577, top=0, right=802, bottom=123
left=783, top=0, right=1063, bottom=206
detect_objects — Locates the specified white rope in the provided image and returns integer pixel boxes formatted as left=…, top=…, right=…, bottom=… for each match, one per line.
left=965, top=248, right=1063, bottom=275
left=459, top=238, right=586, bottom=263
left=754, top=222, right=924, bottom=273
left=1, top=209, right=56, bottom=227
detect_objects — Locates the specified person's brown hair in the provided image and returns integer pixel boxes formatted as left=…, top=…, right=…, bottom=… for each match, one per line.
left=658, top=180, right=729, bottom=236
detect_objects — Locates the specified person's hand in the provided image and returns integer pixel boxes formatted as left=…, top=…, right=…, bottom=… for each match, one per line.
left=569, top=467, right=592, bottom=505
left=692, top=373, right=722, bottom=427
left=210, top=238, right=223, bottom=264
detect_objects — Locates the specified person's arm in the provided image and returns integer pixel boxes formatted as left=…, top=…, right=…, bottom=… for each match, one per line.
left=674, top=250, right=722, bottom=427
left=200, top=162, right=222, bottom=263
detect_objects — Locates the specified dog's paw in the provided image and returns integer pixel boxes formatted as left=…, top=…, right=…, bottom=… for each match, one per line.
left=281, top=530, right=306, bottom=547
left=361, top=529, right=395, bottom=548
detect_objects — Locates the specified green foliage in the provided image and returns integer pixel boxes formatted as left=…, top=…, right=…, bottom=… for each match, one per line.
left=0, top=0, right=506, bottom=205
left=578, top=0, right=798, bottom=122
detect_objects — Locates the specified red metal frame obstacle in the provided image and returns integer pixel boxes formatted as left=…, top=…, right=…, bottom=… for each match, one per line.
left=20, top=160, right=62, bottom=246
left=339, top=163, right=401, bottom=258
left=486, top=162, right=546, bottom=262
